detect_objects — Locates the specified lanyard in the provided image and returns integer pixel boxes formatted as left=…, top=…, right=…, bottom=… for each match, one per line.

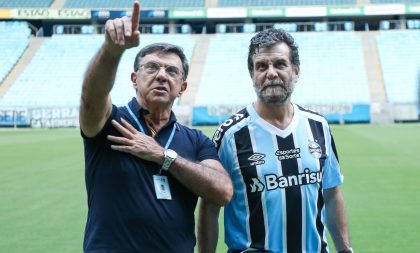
left=125, top=105, right=176, bottom=149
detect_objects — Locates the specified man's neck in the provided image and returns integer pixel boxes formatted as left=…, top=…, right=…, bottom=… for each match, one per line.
left=137, top=98, right=172, bottom=132
left=254, top=99, right=294, bottom=130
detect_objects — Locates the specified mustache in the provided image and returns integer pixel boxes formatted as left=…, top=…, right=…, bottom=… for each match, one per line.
left=260, top=79, right=285, bottom=90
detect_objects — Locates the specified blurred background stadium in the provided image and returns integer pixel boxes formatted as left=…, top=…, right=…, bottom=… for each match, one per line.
left=0, top=0, right=419, bottom=252
left=0, top=0, right=419, bottom=127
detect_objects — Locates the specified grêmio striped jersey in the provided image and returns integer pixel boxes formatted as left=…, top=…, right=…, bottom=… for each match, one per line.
left=213, top=103, right=344, bottom=253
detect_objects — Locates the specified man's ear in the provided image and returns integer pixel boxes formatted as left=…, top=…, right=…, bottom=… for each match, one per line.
left=294, top=66, right=300, bottom=78
left=293, top=66, right=300, bottom=83
left=178, top=81, right=188, bottom=97
left=131, top=72, right=137, bottom=89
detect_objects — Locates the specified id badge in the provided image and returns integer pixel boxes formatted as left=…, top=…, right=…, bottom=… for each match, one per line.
left=153, top=175, right=172, bottom=200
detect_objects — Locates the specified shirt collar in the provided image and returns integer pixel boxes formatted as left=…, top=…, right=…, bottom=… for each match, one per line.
left=128, top=97, right=178, bottom=126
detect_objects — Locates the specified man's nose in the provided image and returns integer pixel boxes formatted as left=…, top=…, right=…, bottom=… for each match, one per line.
left=155, top=67, right=168, bottom=81
left=266, top=65, right=278, bottom=80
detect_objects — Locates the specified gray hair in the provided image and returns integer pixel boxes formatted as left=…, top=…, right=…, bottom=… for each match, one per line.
left=247, top=28, right=300, bottom=77
left=134, top=43, right=189, bottom=81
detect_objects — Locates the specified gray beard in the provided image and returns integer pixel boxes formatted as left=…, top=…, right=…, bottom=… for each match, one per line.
left=253, top=80, right=292, bottom=105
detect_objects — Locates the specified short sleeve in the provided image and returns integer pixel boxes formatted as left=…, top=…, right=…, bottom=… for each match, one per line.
left=80, top=104, right=118, bottom=141
left=322, top=131, right=344, bottom=189
left=195, top=130, right=220, bottom=162
left=216, top=135, right=235, bottom=176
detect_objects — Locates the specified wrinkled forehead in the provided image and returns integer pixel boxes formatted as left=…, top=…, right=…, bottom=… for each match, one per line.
left=252, top=43, right=292, bottom=63
left=140, top=52, right=183, bottom=68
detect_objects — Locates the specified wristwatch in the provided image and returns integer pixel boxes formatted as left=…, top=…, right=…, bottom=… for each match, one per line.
left=161, top=149, right=177, bottom=171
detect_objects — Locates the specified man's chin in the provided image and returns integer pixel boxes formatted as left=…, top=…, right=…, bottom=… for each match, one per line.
left=145, top=95, right=172, bottom=105
left=265, top=100, right=287, bottom=105
left=259, top=94, right=289, bottom=105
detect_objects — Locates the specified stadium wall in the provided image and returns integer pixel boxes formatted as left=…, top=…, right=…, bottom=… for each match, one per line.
left=192, top=104, right=371, bottom=125
left=0, top=107, right=79, bottom=128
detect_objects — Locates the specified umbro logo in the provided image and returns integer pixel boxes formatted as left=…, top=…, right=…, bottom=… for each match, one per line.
left=248, top=153, right=266, bottom=166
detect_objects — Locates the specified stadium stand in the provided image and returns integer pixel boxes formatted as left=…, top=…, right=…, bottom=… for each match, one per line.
left=376, top=30, right=420, bottom=104
left=63, top=0, right=205, bottom=9
left=218, top=0, right=357, bottom=7
left=0, top=22, right=31, bottom=85
left=293, top=32, right=370, bottom=105
left=195, top=33, right=255, bottom=107
left=0, top=0, right=53, bottom=8
left=371, top=0, right=420, bottom=4
left=0, top=34, right=195, bottom=108
left=195, top=32, right=370, bottom=107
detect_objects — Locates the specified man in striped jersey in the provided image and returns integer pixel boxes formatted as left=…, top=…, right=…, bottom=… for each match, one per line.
left=198, top=28, right=352, bottom=253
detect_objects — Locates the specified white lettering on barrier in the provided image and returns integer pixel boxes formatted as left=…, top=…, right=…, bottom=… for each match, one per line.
left=29, top=107, right=79, bottom=128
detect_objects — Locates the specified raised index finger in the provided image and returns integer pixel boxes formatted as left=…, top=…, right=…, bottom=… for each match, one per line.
left=131, top=1, right=140, bottom=32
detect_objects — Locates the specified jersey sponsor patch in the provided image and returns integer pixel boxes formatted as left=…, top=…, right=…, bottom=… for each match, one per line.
left=249, top=178, right=265, bottom=193
left=249, top=169, right=323, bottom=193
left=275, top=148, right=301, bottom=161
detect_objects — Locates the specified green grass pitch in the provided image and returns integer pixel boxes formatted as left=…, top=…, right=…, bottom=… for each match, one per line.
left=1, top=124, right=419, bottom=252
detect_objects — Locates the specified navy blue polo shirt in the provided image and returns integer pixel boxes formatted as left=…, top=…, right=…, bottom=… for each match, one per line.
left=82, top=98, right=219, bottom=253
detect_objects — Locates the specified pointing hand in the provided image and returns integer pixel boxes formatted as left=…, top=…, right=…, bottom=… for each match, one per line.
left=104, top=1, right=140, bottom=52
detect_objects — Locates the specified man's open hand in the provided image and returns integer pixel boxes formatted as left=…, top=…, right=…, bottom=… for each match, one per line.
left=107, top=118, right=165, bottom=164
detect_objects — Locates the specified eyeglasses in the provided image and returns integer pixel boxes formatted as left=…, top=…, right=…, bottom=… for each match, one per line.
left=140, top=61, right=183, bottom=80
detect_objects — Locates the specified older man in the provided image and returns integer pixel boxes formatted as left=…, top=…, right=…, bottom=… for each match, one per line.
left=79, top=2, right=232, bottom=252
